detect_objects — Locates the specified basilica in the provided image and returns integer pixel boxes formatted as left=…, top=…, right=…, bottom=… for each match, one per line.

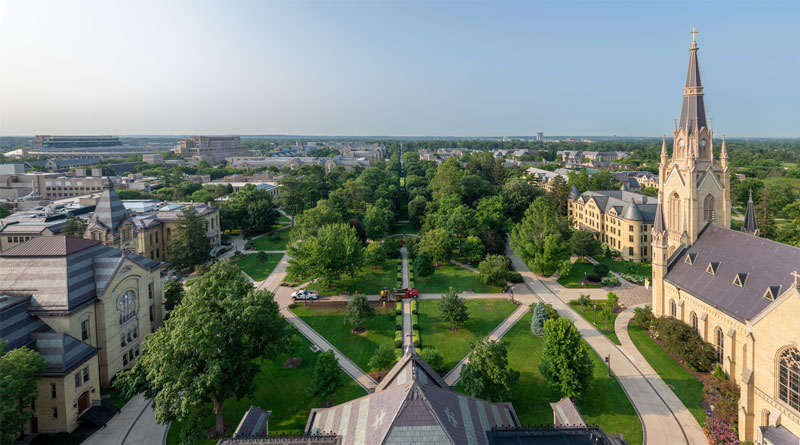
left=651, top=35, right=800, bottom=444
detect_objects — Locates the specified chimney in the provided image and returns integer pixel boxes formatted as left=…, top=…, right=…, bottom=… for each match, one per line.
left=91, top=168, right=103, bottom=177
left=75, top=168, right=87, bottom=177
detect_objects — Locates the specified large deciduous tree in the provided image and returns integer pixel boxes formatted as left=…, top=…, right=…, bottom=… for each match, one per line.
left=287, top=223, right=363, bottom=288
left=167, top=206, right=211, bottom=270
left=417, top=228, right=455, bottom=264
left=478, top=254, right=510, bottom=287
left=0, top=341, right=47, bottom=444
left=308, top=351, right=344, bottom=403
left=113, top=261, right=293, bottom=442
left=438, top=287, right=468, bottom=330
left=344, top=294, right=375, bottom=331
left=363, top=203, right=392, bottom=241
left=570, top=230, right=598, bottom=259
left=539, top=317, right=594, bottom=400
left=414, top=251, right=435, bottom=278
left=501, top=178, right=544, bottom=222
left=511, top=197, right=570, bottom=275
left=459, top=340, right=519, bottom=402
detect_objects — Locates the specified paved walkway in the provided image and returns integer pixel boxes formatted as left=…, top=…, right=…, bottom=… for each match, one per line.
left=443, top=303, right=530, bottom=386
left=615, top=307, right=707, bottom=444
left=81, top=394, right=168, bottom=445
left=507, top=249, right=707, bottom=445
left=449, top=258, right=478, bottom=273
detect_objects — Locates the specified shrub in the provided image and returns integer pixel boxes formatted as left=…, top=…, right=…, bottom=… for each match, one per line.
left=395, top=315, right=402, bottom=331
left=633, top=306, right=654, bottom=329
left=620, top=273, right=647, bottom=284
left=412, top=314, right=420, bottom=329
left=508, top=272, right=523, bottom=283
left=368, top=344, right=397, bottom=371
left=704, top=374, right=739, bottom=424
left=394, top=331, right=402, bottom=348
left=544, top=303, right=559, bottom=320
left=593, top=263, right=610, bottom=276
left=394, top=349, right=403, bottom=360
left=713, top=364, right=727, bottom=380
left=412, top=330, right=421, bottom=347
left=652, top=316, right=716, bottom=372
left=578, top=294, right=592, bottom=308
left=419, top=348, right=445, bottom=372
left=395, top=301, right=402, bottom=315
left=586, top=274, right=602, bottom=283
left=411, top=300, right=418, bottom=314
left=601, top=275, right=618, bottom=286
left=702, top=418, right=738, bottom=445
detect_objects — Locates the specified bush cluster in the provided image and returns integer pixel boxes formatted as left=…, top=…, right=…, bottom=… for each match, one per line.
left=394, top=331, right=403, bottom=348
left=620, top=273, right=647, bottom=284
left=600, top=275, right=618, bottom=286
left=395, top=315, right=402, bottom=331
left=651, top=316, right=717, bottom=372
left=410, top=300, right=418, bottom=314
left=412, top=314, right=420, bottom=330
left=508, top=272, right=523, bottom=283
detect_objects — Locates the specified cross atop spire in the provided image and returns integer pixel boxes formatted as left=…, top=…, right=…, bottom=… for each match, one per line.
left=690, top=27, right=698, bottom=42
left=678, top=28, right=706, bottom=136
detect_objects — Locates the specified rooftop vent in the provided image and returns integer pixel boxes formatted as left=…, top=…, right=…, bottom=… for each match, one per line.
left=733, top=273, right=748, bottom=288
left=706, top=262, right=720, bottom=276
left=685, top=252, right=697, bottom=265
left=763, top=286, right=782, bottom=301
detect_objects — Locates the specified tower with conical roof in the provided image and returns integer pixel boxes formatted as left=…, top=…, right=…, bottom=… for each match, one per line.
left=742, top=189, right=760, bottom=236
left=658, top=31, right=731, bottom=260
left=84, top=179, right=137, bottom=253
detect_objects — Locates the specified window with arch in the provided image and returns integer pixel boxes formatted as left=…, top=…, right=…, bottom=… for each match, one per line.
left=690, top=312, right=698, bottom=332
left=704, top=194, right=715, bottom=222
left=117, top=290, right=137, bottom=325
left=670, top=300, right=677, bottom=318
left=715, top=328, right=724, bottom=365
left=669, top=193, right=681, bottom=232
left=778, top=347, right=800, bottom=411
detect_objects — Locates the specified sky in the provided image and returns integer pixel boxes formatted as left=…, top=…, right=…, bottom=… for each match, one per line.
left=0, top=0, right=798, bottom=138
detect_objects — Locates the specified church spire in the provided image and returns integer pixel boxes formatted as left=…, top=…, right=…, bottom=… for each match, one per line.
left=679, top=31, right=707, bottom=136
left=652, top=191, right=667, bottom=242
left=661, top=135, right=668, bottom=161
left=742, top=189, right=760, bottom=236
left=720, top=134, right=729, bottom=169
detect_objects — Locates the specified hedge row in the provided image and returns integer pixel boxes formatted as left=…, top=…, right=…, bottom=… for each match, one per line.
left=395, top=315, right=402, bottom=331
left=410, top=300, right=418, bottom=314
left=395, top=301, right=402, bottom=315
left=394, top=331, right=403, bottom=348
left=411, top=314, right=419, bottom=330
left=412, top=329, right=421, bottom=348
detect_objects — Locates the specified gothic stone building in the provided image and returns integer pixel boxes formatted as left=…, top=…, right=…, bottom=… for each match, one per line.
left=650, top=36, right=800, bottom=444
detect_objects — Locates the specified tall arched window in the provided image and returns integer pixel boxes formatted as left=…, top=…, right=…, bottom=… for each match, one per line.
left=669, top=193, right=681, bottom=232
left=778, top=347, right=800, bottom=411
left=715, top=328, right=725, bottom=365
left=118, top=290, right=137, bottom=325
left=670, top=300, right=677, bottom=318
left=704, top=194, right=715, bottom=222
left=690, top=312, right=698, bottom=332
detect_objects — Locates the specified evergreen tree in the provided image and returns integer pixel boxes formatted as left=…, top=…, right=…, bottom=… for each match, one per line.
left=167, top=206, right=211, bottom=270
left=547, top=176, right=570, bottom=216
left=531, top=302, right=547, bottom=336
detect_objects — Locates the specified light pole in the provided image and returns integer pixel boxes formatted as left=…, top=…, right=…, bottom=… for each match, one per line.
left=605, top=354, right=611, bottom=378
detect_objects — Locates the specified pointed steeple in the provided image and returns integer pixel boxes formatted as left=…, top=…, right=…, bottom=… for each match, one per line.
left=653, top=192, right=667, bottom=236
left=679, top=33, right=707, bottom=136
left=661, top=135, right=668, bottom=160
left=742, top=188, right=760, bottom=236
left=720, top=134, right=729, bottom=168
left=91, top=178, right=131, bottom=232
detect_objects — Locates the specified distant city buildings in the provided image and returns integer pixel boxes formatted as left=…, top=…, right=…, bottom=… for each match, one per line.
left=525, top=167, right=568, bottom=190
left=26, top=135, right=173, bottom=159
left=175, top=136, right=253, bottom=164
left=537, top=131, right=544, bottom=141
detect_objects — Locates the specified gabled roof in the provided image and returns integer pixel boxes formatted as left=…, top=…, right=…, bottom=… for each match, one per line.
left=232, top=406, right=271, bottom=438
left=0, top=236, right=99, bottom=257
left=88, top=182, right=133, bottom=233
left=666, top=225, right=800, bottom=321
left=31, top=331, right=98, bottom=376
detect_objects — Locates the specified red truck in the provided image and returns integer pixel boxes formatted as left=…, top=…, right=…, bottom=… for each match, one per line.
left=393, top=288, right=418, bottom=299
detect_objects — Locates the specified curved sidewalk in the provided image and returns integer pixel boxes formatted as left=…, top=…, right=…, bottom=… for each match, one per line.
left=508, top=250, right=707, bottom=445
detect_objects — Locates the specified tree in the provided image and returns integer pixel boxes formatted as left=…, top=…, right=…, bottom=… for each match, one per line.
left=590, top=171, right=620, bottom=190
left=61, top=214, right=87, bottom=237
left=113, top=261, right=293, bottom=441
left=0, top=207, right=10, bottom=219
left=408, top=195, right=428, bottom=227
left=417, top=228, right=455, bottom=264
left=547, top=176, right=570, bottom=216
left=347, top=218, right=367, bottom=245
left=460, top=236, right=485, bottom=263
left=291, top=200, right=343, bottom=241
left=459, top=340, right=519, bottom=402
left=419, top=348, right=445, bottom=372
left=256, top=251, right=270, bottom=267
left=531, top=302, right=547, bottom=336
left=190, top=189, right=215, bottom=203
left=438, top=287, right=469, bottom=330
left=0, top=341, right=47, bottom=444
left=363, top=203, right=391, bottom=241
left=430, top=158, right=464, bottom=200
left=368, top=344, right=396, bottom=371
left=363, top=242, right=386, bottom=267
left=641, top=187, right=658, bottom=197
left=163, top=281, right=185, bottom=313
left=167, top=206, right=211, bottom=270
left=308, top=351, right=344, bottom=402
left=344, top=294, right=375, bottom=331
left=539, top=317, right=594, bottom=400
left=477, top=254, right=511, bottom=287
left=501, top=178, right=544, bottom=222
left=414, top=251, right=435, bottom=277
left=606, top=291, right=619, bottom=309
left=571, top=230, right=598, bottom=259
left=559, top=259, right=573, bottom=277
left=568, top=169, right=590, bottom=193
left=511, top=197, right=570, bottom=275
left=287, top=223, right=363, bottom=288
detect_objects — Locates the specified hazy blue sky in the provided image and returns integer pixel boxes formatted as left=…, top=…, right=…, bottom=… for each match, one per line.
left=0, top=0, right=798, bottom=137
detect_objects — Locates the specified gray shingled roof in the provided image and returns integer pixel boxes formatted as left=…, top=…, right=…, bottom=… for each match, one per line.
left=0, top=295, right=48, bottom=350
left=576, top=190, right=658, bottom=224
left=762, top=425, right=799, bottom=445
left=742, top=190, right=759, bottom=235
left=89, top=183, right=133, bottom=233
left=232, top=406, right=271, bottom=438
left=665, top=225, right=800, bottom=321
left=32, top=331, right=98, bottom=376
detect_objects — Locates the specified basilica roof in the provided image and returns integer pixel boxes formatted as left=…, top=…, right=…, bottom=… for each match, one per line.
left=665, top=224, right=800, bottom=321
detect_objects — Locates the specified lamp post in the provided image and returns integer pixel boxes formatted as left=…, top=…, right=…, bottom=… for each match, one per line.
left=605, top=354, right=611, bottom=378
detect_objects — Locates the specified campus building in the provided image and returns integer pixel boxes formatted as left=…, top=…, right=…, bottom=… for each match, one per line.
left=0, top=236, right=164, bottom=434
left=568, top=186, right=658, bottom=262
left=175, top=136, right=252, bottom=164
left=650, top=36, right=800, bottom=443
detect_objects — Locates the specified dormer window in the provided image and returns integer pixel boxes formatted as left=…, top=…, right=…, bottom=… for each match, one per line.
left=685, top=252, right=697, bottom=265
left=706, top=262, right=720, bottom=276
left=733, top=273, right=748, bottom=288
left=763, top=286, right=782, bottom=301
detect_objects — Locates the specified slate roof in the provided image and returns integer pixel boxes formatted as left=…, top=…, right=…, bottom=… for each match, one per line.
left=232, top=406, right=271, bottom=438
left=305, top=352, right=519, bottom=445
left=89, top=182, right=133, bottom=233
left=0, top=294, right=49, bottom=350
left=0, top=236, right=161, bottom=311
left=665, top=224, right=800, bottom=321
left=574, top=190, right=658, bottom=224
left=761, top=425, right=799, bottom=445
left=742, top=189, right=759, bottom=235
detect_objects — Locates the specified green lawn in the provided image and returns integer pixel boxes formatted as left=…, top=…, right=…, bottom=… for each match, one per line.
left=483, top=312, right=643, bottom=444
left=234, top=253, right=283, bottom=281
left=290, top=304, right=396, bottom=372
left=277, top=214, right=292, bottom=224
left=558, top=261, right=602, bottom=288
left=417, top=263, right=502, bottom=294
left=391, top=222, right=418, bottom=235
left=102, top=386, right=134, bottom=411
left=593, top=255, right=652, bottom=277
left=166, top=335, right=365, bottom=444
left=628, top=323, right=706, bottom=424
left=418, top=299, right=517, bottom=370
left=312, top=259, right=399, bottom=297
left=568, top=300, right=620, bottom=345
left=251, top=229, right=291, bottom=251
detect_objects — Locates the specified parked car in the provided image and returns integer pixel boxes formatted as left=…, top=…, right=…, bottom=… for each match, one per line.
left=292, top=290, right=319, bottom=301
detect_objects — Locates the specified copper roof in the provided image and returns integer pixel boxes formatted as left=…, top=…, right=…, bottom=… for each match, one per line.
left=0, top=236, right=100, bottom=257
